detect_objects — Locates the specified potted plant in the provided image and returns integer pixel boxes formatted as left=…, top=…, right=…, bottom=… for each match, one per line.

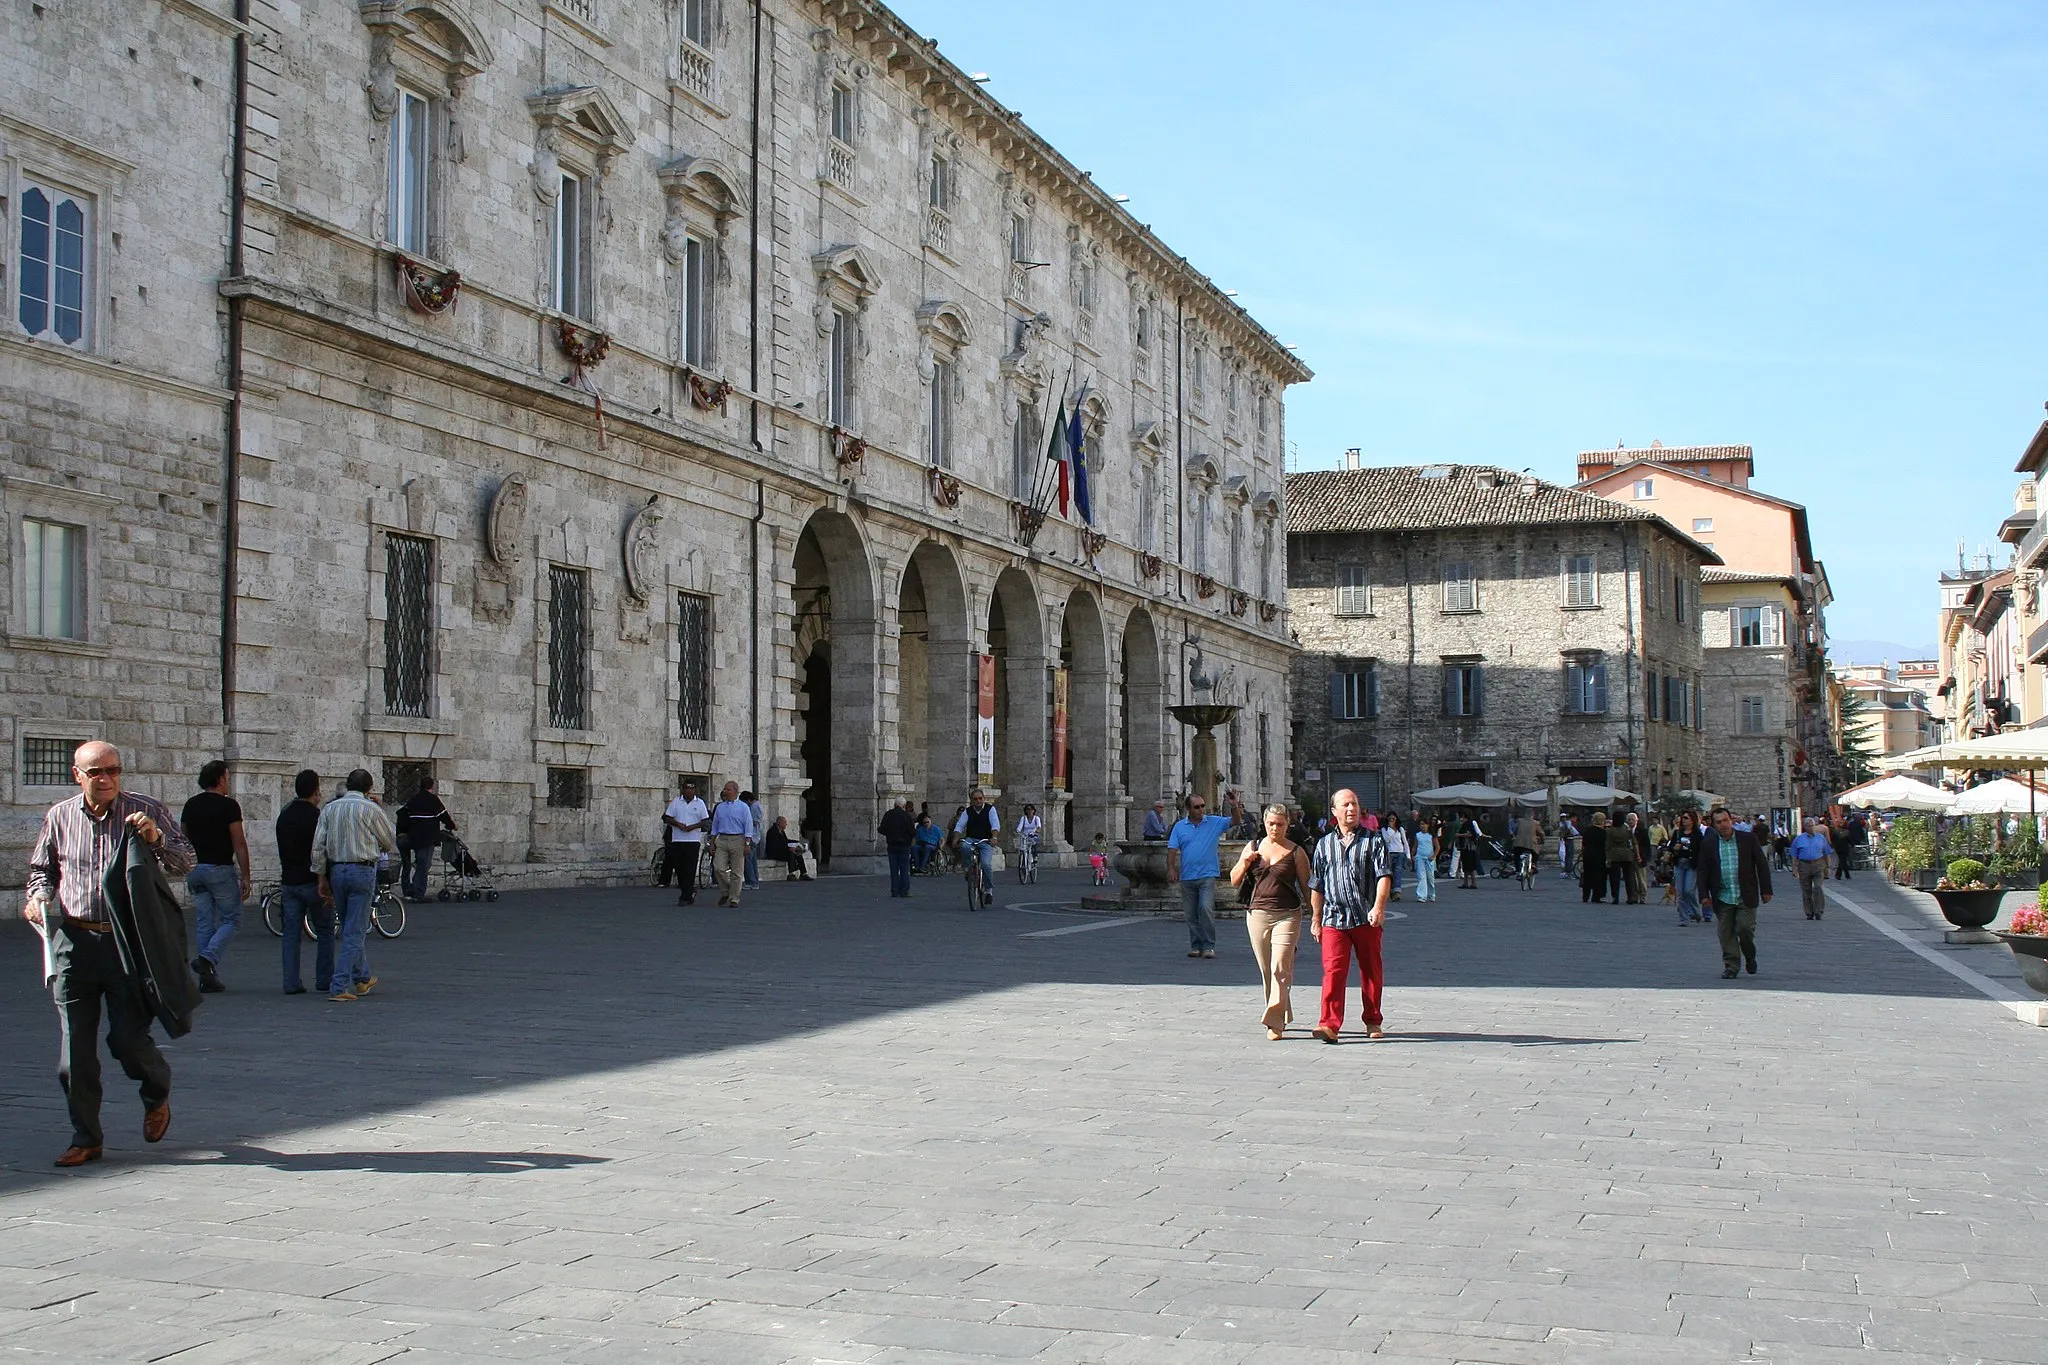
left=1994, top=896, right=2048, bottom=997
left=1989, top=822, right=2043, bottom=892
left=1930, top=857, right=2004, bottom=940
left=1881, top=814, right=1936, bottom=888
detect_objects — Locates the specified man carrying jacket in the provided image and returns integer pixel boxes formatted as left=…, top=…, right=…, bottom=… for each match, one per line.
left=24, top=740, right=195, bottom=1168
left=1694, top=806, right=1774, bottom=979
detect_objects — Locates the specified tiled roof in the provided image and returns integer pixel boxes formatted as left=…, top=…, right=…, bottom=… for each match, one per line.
left=1285, top=464, right=1720, bottom=562
left=1578, top=444, right=1754, bottom=467
left=1702, top=568, right=1794, bottom=585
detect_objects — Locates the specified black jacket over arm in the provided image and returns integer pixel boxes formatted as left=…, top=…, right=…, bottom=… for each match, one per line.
left=1693, top=829, right=1773, bottom=910
left=102, top=828, right=203, bottom=1037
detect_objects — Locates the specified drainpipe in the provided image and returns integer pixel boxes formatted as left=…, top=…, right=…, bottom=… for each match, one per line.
left=747, top=0, right=763, bottom=452
left=1622, top=532, right=1640, bottom=786
left=220, top=0, right=251, bottom=733
left=750, top=478, right=765, bottom=792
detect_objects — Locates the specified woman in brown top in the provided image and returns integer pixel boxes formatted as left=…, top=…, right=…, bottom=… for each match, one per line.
left=1230, top=803, right=1312, bottom=1040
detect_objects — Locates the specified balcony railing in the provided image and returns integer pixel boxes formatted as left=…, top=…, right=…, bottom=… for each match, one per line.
left=2029, top=617, right=2048, bottom=663
left=826, top=140, right=854, bottom=189
left=677, top=41, right=714, bottom=100
left=2022, top=515, right=2048, bottom=570
left=922, top=204, right=950, bottom=254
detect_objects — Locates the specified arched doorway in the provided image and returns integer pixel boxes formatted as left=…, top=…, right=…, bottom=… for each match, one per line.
left=1060, top=588, right=1111, bottom=849
left=896, top=541, right=972, bottom=812
left=791, top=510, right=879, bottom=872
left=987, top=566, right=1047, bottom=813
left=1121, top=606, right=1166, bottom=818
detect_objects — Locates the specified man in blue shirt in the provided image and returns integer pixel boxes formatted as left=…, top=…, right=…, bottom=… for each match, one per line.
left=1309, top=788, right=1392, bottom=1041
left=1167, top=795, right=1232, bottom=958
left=1788, top=816, right=1833, bottom=919
left=709, top=781, right=755, bottom=907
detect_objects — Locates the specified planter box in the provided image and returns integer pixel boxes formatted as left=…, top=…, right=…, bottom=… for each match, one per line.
left=1912, top=869, right=1940, bottom=891
left=2001, top=870, right=2041, bottom=892
left=1995, top=931, right=2048, bottom=998
left=1931, top=887, right=2005, bottom=943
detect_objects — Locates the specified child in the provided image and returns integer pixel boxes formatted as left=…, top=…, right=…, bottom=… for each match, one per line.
left=1088, top=833, right=1111, bottom=885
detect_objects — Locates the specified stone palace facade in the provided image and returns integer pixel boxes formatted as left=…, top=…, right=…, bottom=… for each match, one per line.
left=1, top=0, right=1306, bottom=892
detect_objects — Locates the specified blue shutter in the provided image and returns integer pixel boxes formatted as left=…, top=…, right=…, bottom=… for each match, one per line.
left=1590, top=662, right=1606, bottom=714
left=1367, top=664, right=1380, bottom=719
left=1472, top=665, right=1485, bottom=716
left=1329, top=669, right=1346, bottom=719
left=1443, top=667, right=1458, bottom=717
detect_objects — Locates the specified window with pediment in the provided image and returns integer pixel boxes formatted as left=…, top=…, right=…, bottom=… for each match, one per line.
left=659, top=156, right=746, bottom=371
left=918, top=301, right=971, bottom=470
left=813, top=244, right=879, bottom=430
left=361, top=2, right=493, bottom=265
left=527, top=85, right=629, bottom=324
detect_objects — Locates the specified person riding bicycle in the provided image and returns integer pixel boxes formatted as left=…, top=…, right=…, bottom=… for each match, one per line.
left=1015, top=803, right=1043, bottom=879
left=954, top=789, right=1002, bottom=908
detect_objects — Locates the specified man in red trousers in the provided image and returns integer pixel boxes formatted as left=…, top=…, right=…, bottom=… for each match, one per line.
left=1308, top=788, right=1391, bottom=1042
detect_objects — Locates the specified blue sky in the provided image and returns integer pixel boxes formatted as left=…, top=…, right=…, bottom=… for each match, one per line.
left=891, top=0, right=2048, bottom=650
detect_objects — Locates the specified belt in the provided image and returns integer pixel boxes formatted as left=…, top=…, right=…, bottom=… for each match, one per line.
left=335, top=859, right=376, bottom=865
left=66, top=919, right=113, bottom=933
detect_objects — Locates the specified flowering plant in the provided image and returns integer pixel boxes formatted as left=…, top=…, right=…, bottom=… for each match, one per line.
left=1936, top=857, right=1993, bottom=891
left=2008, top=904, right=2048, bottom=936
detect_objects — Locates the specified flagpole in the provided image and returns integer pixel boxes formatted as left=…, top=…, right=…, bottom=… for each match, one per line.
left=1022, top=368, right=1071, bottom=539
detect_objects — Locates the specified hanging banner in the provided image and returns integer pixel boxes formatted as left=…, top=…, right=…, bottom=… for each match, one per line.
left=1051, top=667, right=1070, bottom=791
left=975, top=653, right=997, bottom=785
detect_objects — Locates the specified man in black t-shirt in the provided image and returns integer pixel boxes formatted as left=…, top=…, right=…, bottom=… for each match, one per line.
left=180, top=760, right=249, bottom=993
left=274, top=768, right=334, bottom=995
left=396, top=778, right=458, bottom=901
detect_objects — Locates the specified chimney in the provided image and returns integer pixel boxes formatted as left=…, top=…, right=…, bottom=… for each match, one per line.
left=1520, top=472, right=1539, bottom=497
left=1342, top=447, right=1361, bottom=471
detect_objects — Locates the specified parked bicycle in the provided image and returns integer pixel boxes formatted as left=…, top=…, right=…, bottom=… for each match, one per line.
left=260, top=878, right=405, bottom=940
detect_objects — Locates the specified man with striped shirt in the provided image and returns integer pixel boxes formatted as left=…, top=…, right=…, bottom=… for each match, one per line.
left=24, top=741, right=195, bottom=1167
left=1308, top=788, right=1392, bottom=1043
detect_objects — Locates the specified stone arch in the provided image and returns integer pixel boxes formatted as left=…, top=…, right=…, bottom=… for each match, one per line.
left=1121, top=605, right=1166, bottom=815
left=1059, top=586, right=1112, bottom=849
left=896, top=539, right=972, bottom=810
left=790, top=508, right=879, bottom=872
left=986, top=565, right=1047, bottom=813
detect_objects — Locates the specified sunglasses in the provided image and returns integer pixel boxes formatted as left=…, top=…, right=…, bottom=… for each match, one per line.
left=78, top=765, right=123, bottom=778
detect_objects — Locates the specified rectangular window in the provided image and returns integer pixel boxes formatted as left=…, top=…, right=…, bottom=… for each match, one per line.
left=1139, top=465, right=1158, bottom=551
left=1329, top=661, right=1379, bottom=720
left=929, top=359, right=953, bottom=468
left=17, top=180, right=91, bottom=346
left=1736, top=605, right=1781, bottom=647
left=1675, top=579, right=1688, bottom=627
left=22, top=517, right=85, bottom=640
left=1564, top=655, right=1608, bottom=714
left=386, top=89, right=430, bottom=255
left=1336, top=563, right=1369, bottom=616
left=1443, top=661, right=1483, bottom=717
left=830, top=82, right=856, bottom=144
left=1258, top=712, right=1271, bottom=790
left=1647, top=668, right=1661, bottom=721
left=1562, top=553, right=1598, bottom=608
left=383, top=533, right=433, bottom=718
left=677, top=592, right=712, bottom=741
left=547, top=565, right=589, bottom=730
left=22, top=737, right=77, bottom=787
left=827, top=309, right=852, bottom=427
left=1442, top=562, right=1477, bottom=613
left=1633, top=478, right=1654, bottom=499
left=1692, top=517, right=1714, bottom=534
left=1228, top=715, right=1242, bottom=785
left=1009, top=213, right=1029, bottom=261
left=553, top=172, right=587, bottom=319
left=1740, top=695, right=1767, bottom=734
left=1012, top=403, right=1040, bottom=499
left=680, top=233, right=710, bottom=366
left=546, top=766, right=589, bottom=809
left=928, top=154, right=950, bottom=210
left=1228, top=514, right=1243, bottom=586
left=382, top=760, right=433, bottom=809
left=681, top=0, right=712, bottom=46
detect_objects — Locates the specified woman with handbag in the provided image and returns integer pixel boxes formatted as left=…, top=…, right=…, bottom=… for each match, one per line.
left=1230, top=804, right=1312, bottom=1041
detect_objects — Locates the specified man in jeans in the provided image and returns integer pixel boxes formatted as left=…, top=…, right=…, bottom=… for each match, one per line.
left=1789, top=816, right=1834, bottom=920
left=1167, top=795, right=1232, bottom=959
left=274, top=768, right=334, bottom=994
left=879, top=798, right=916, bottom=898
left=1695, top=806, right=1774, bottom=978
left=311, top=769, right=396, bottom=1002
left=180, top=760, right=249, bottom=994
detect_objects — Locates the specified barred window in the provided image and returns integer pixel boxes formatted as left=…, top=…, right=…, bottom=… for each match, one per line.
left=384, top=534, right=433, bottom=717
left=677, top=591, right=712, bottom=741
left=1562, top=553, right=1597, bottom=608
left=1257, top=711, right=1271, bottom=790
left=22, top=737, right=77, bottom=786
left=382, top=760, right=432, bottom=809
left=546, top=766, right=588, bottom=809
left=548, top=565, right=589, bottom=730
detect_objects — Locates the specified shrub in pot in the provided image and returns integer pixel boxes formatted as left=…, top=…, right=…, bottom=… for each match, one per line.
left=1995, top=900, right=2048, bottom=997
left=1930, top=856, right=2004, bottom=932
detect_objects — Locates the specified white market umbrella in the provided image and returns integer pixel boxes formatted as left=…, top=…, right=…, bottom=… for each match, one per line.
left=1670, top=788, right=1724, bottom=810
left=1411, top=781, right=1516, bottom=807
left=1888, top=730, right=2048, bottom=772
left=1515, top=781, right=1633, bottom=807
left=1835, top=774, right=1953, bottom=812
left=1944, top=777, right=2048, bottom=816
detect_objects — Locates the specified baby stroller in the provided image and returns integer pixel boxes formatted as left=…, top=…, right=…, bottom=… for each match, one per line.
left=436, top=837, right=499, bottom=902
left=1481, top=837, right=1519, bottom=878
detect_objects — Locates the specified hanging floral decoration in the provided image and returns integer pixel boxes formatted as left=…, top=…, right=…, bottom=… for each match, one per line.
left=556, top=319, right=612, bottom=449
left=1227, top=589, right=1250, bottom=617
left=395, top=254, right=461, bottom=315
left=929, top=467, right=964, bottom=508
left=831, top=425, right=867, bottom=468
left=685, top=369, right=734, bottom=412
left=1080, top=528, right=1108, bottom=559
left=1195, top=574, right=1219, bottom=599
left=1257, top=600, right=1280, bottom=623
left=1139, top=553, right=1164, bottom=579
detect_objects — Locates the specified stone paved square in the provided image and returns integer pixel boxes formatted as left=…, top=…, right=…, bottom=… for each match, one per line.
left=2, top=865, right=2043, bottom=1363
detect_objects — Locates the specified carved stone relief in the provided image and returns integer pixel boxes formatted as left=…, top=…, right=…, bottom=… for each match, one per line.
left=486, top=473, right=528, bottom=565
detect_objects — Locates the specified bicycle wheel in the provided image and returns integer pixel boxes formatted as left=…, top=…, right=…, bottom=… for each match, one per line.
left=964, top=860, right=981, bottom=913
left=262, top=891, right=283, bottom=937
left=370, top=890, right=406, bottom=939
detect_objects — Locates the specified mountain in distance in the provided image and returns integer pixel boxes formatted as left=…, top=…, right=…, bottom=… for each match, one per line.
left=1830, top=638, right=1938, bottom=666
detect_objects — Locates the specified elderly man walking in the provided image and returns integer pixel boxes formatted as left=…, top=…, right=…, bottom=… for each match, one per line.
left=1789, top=817, right=1833, bottom=919
left=1695, top=807, right=1774, bottom=978
left=710, top=781, right=755, bottom=906
left=1167, top=794, right=1232, bottom=958
left=24, top=741, right=196, bottom=1167
left=312, top=769, right=397, bottom=1002
left=1308, top=788, right=1392, bottom=1042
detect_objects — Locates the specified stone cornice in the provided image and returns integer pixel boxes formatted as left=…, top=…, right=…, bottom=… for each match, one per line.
left=0, top=330, right=230, bottom=407
left=811, top=0, right=1311, bottom=387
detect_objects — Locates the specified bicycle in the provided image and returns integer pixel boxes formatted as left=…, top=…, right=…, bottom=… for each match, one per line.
left=1015, top=836, right=1039, bottom=884
left=258, top=883, right=314, bottom=941
left=959, top=837, right=991, bottom=912
left=260, top=880, right=404, bottom=939
left=1515, top=848, right=1537, bottom=891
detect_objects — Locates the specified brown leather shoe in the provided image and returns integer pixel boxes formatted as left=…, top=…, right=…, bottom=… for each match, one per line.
left=143, top=1102, right=171, bottom=1143
left=1312, top=1026, right=1339, bottom=1044
left=54, top=1145, right=103, bottom=1168
left=1367, top=1025, right=1387, bottom=1040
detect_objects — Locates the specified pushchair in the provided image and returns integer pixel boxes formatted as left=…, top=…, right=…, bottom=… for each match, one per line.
left=436, top=837, right=499, bottom=902
left=1481, top=837, right=1518, bottom=878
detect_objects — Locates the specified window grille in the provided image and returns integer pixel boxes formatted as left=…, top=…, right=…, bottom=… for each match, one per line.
left=383, top=534, right=432, bottom=717
left=1563, top=553, right=1598, bottom=608
left=23, top=518, right=85, bottom=639
left=386, top=89, right=430, bottom=254
left=1442, top=562, right=1476, bottom=612
left=1443, top=661, right=1483, bottom=717
left=1336, top=563, right=1369, bottom=616
left=680, top=234, right=710, bottom=366
left=548, top=566, right=589, bottom=730
left=677, top=592, right=712, bottom=740
left=1564, top=655, right=1607, bottom=714
left=382, top=760, right=433, bottom=809
left=18, top=181, right=89, bottom=346
left=546, top=766, right=588, bottom=809
left=1329, top=662, right=1378, bottom=720
left=1257, top=712, right=1271, bottom=790
left=1228, top=716, right=1241, bottom=785
left=553, top=173, right=586, bottom=318
left=22, top=737, right=75, bottom=786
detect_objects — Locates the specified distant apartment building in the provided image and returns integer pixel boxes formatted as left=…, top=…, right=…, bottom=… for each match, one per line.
left=1286, top=463, right=1715, bottom=813
left=1937, top=567, right=2021, bottom=739
left=1834, top=662, right=1938, bottom=760
left=1577, top=444, right=1833, bottom=820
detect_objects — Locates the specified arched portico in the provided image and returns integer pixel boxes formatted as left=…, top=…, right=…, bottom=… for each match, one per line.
left=896, top=540, right=973, bottom=810
left=1060, top=587, right=1112, bottom=848
left=1121, top=605, right=1166, bottom=814
left=791, top=509, right=879, bottom=872
left=986, top=566, right=1047, bottom=810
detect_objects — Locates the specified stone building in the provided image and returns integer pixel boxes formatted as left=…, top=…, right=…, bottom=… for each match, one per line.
left=2, top=0, right=1305, bottom=898
left=1833, top=662, right=1938, bottom=762
left=1286, top=463, right=1715, bottom=814
left=1576, top=445, right=1832, bottom=821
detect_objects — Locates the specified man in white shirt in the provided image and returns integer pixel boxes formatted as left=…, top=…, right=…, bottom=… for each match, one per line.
left=663, top=779, right=710, bottom=905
